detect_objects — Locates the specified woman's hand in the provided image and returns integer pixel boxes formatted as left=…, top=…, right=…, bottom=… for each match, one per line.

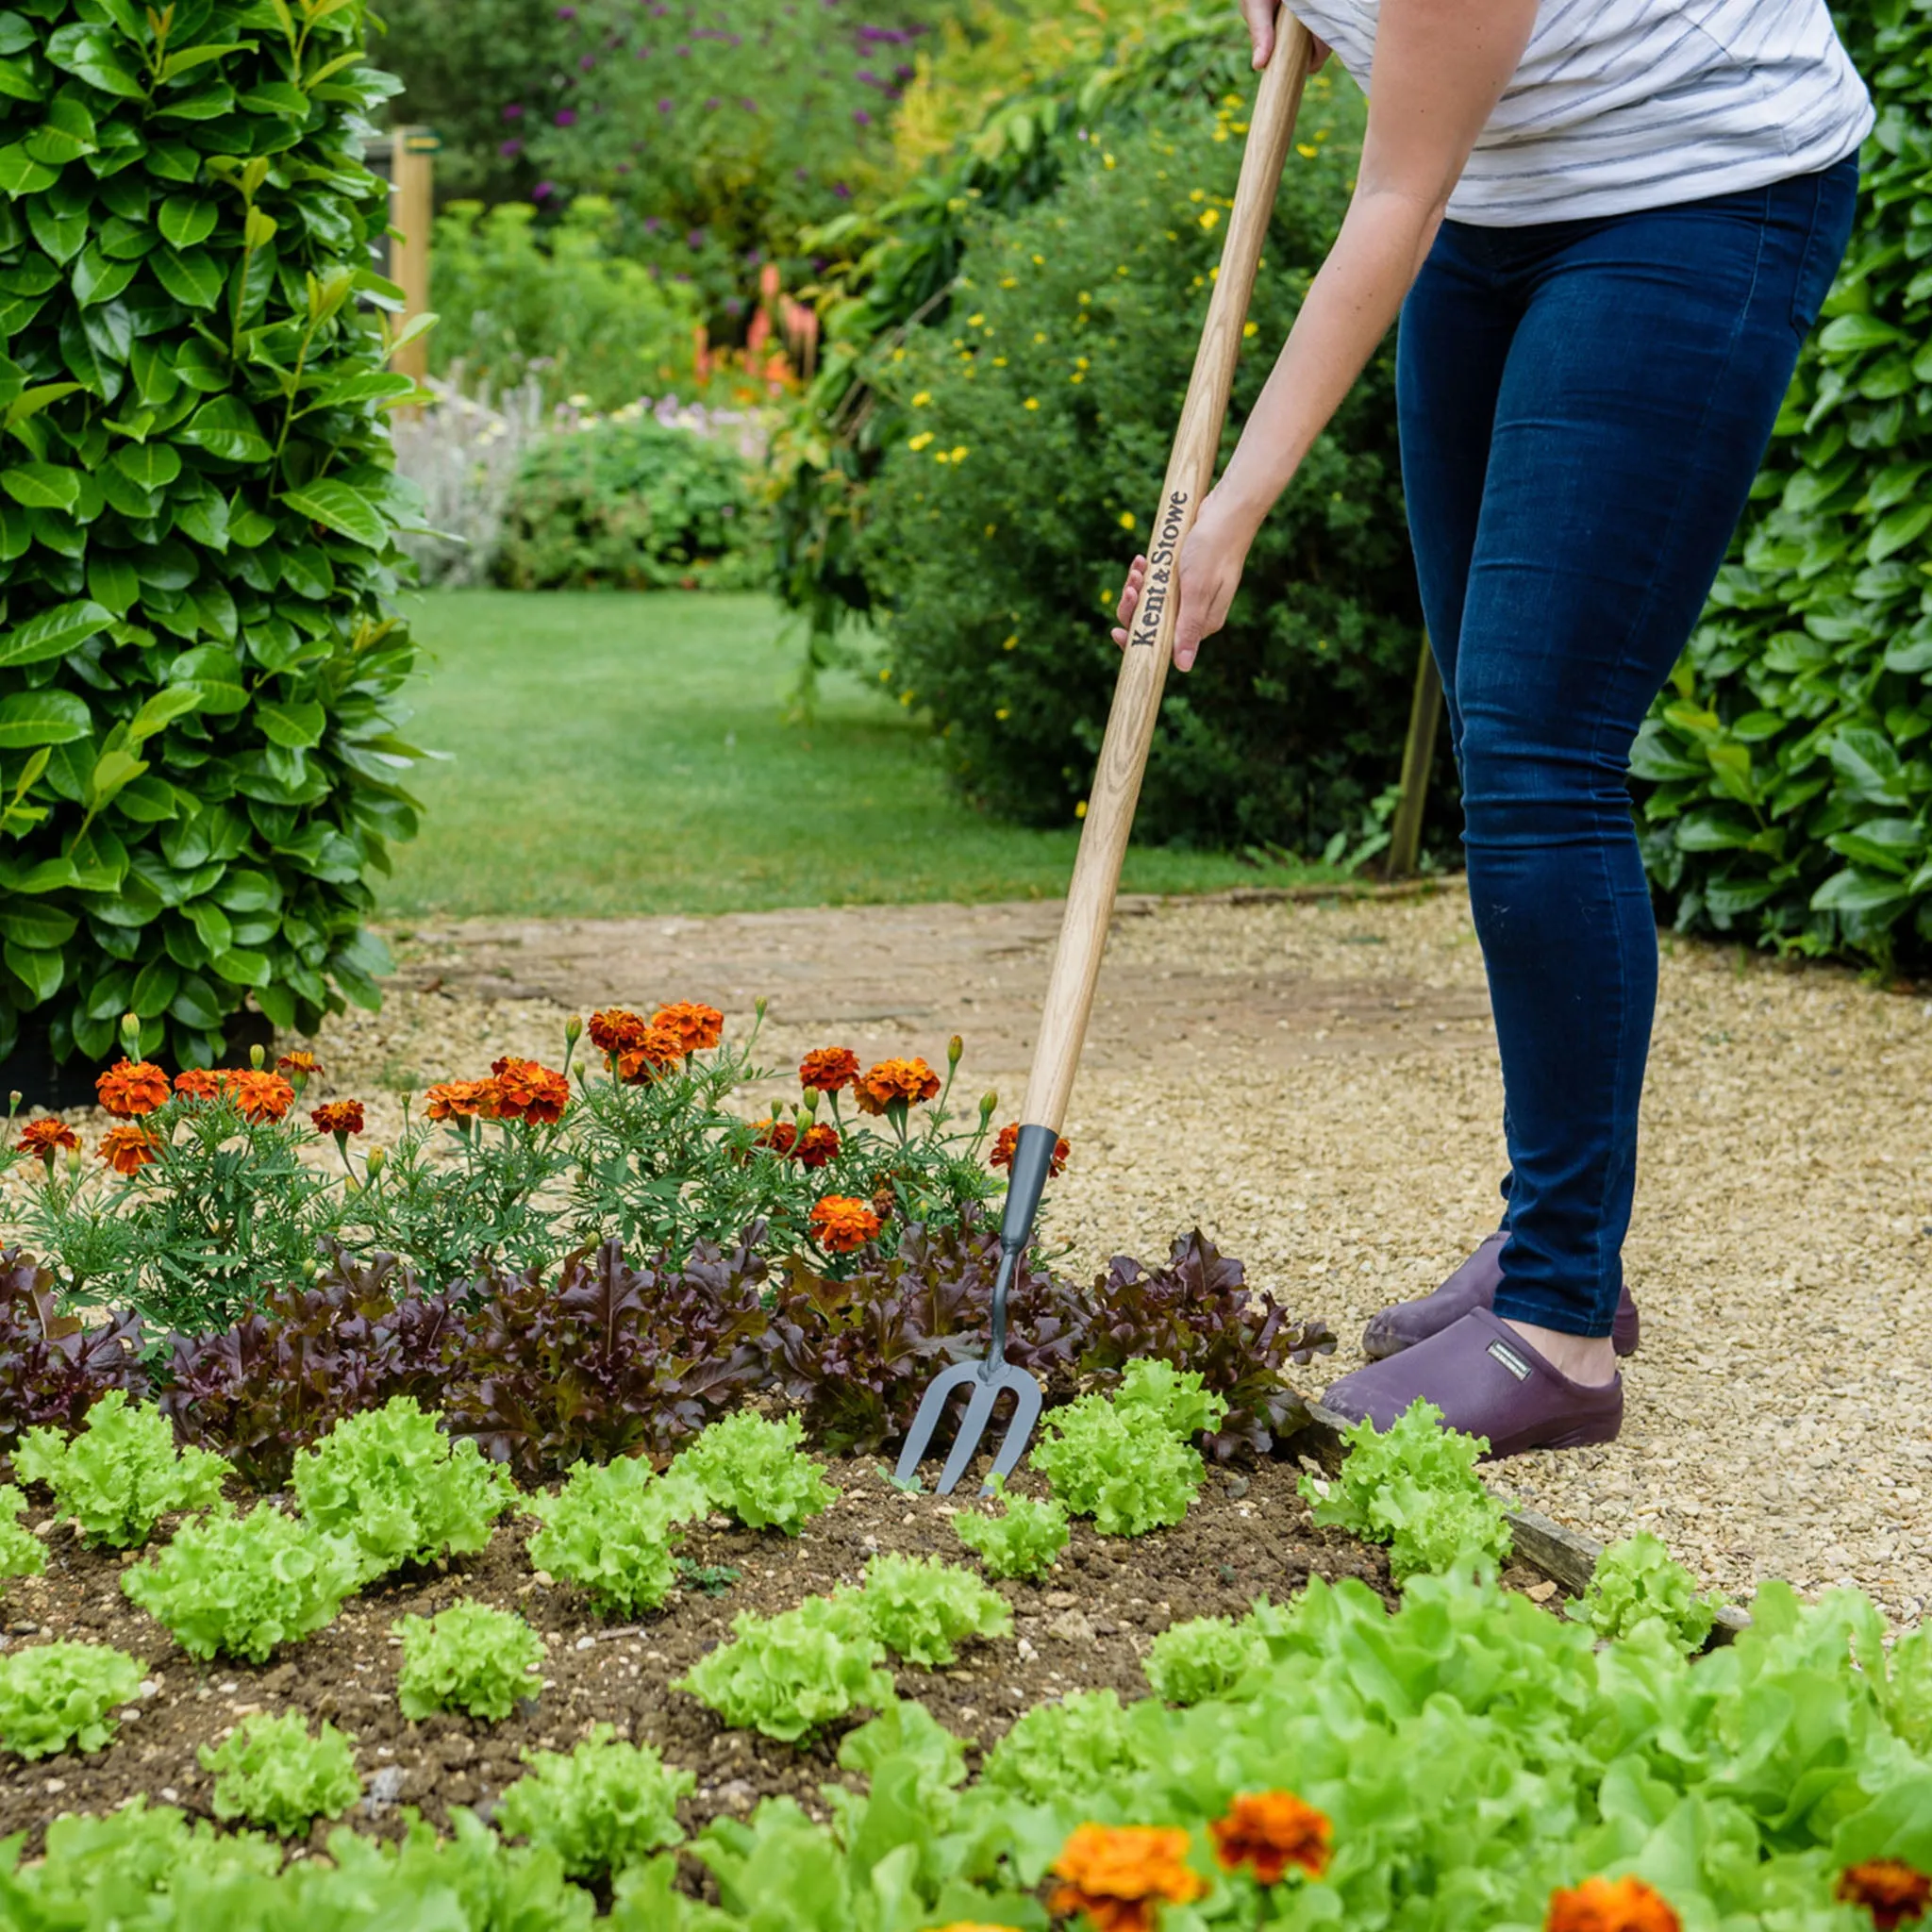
left=1239, top=0, right=1330, bottom=73
left=1109, top=488, right=1258, bottom=672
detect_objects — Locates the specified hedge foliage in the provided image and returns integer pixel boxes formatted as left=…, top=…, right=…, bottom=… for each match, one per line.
left=1634, top=0, right=1932, bottom=961
left=0, top=0, right=425, bottom=1069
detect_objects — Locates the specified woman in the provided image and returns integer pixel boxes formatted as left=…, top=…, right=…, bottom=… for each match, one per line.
left=1113, top=0, right=1869, bottom=1456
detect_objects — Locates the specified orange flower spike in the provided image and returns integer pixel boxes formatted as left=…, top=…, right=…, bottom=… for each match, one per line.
left=1838, top=1862, right=1932, bottom=1930
left=991, top=1123, right=1070, bottom=1176
left=799, top=1046, right=859, bottom=1093
left=491, top=1057, right=571, bottom=1124
left=650, top=1001, right=724, bottom=1054
left=809, top=1194, right=881, bottom=1255
left=1546, top=1875, right=1683, bottom=1932
left=220, top=1070, right=296, bottom=1124
left=17, top=1119, right=79, bottom=1166
left=310, top=1101, right=365, bottom=1139
left=794, top=1123, right=840, bottom=1170
left=173, top=1068, right=221, bottom=1101
left=1209, top=1791, right=1333, bottom=1886
left=95, top=1059, right=171, bottom=1119
left=99, top=1124, right=159, bottom=1176
left=1050, top=1824, right=1207, bottom=1932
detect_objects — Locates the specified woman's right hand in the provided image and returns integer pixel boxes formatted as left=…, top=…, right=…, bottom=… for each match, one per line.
left=1239, top=0, right=1330, bottom=73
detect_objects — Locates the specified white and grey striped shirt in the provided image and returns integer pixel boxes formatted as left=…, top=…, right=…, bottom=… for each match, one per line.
left=1289, top=0, right=1874, bottom=225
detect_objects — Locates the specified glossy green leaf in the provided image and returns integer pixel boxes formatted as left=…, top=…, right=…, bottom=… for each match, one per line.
left=151, top=243, right=223, bottom=309
left=280, top=477, right=386, bottom=550
left=0, top=597, right=111, bottom=666
left=0, top=461, right=79, bottom=510
left=177, top=393, right=272, bottom=462
left=156, top=193, right=218, bottom=249
left=3, top=941, right=63, bottom=1005
left=0, top=688, right=91, bottom=747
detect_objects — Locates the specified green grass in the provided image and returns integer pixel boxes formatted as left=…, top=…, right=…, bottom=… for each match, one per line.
left=377, top=591, right=1324, bottom=920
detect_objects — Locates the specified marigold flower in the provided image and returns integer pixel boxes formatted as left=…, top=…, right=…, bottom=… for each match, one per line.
left=1838, top=1862, right=1932, bottom=1930
left=795, top=1123, right=840, bottom=1169
left=589, top=1008, right=651, bottom=1056
left=799, top=1046, right=859, bottom=1092
left=99, top=1124, right=159, bottom=1176
left=853, top=1057, right=941, bottom=1115
left=1050, top=1824, right=1206, bottom=1932
left=754, top=1116, right=799, bottom=1157
left=617, top=1025, right=687, bottom=1084
left=991, top=1123, right=1070, bottom=1176
left=96, top=1059, right=171, bottom=1119
left=1209, top=1791, right=1332, bottom=1885
left=275, top=1051, right=322, bottom=1078
left=219, top=1069, right=295, bottom=1124
left=650, top=1001, right=724, bottom=1054
left=809, top=1194, right=881, bottom=1255
left=17, top=1118, right=78, bottom=1165
left=1545, top=1875, right=1682, bottom=1932
left=310, top=1101, right=365, bottom=1139
left=173, top=1068, right=221, bottom=1101
left=491, top=1056, right=571, bottom=1124
left=424, top=1078, right=503, bottom=1122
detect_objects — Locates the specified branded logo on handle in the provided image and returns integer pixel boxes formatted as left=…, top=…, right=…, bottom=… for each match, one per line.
left=1129, top=488, right=1191, bottom=648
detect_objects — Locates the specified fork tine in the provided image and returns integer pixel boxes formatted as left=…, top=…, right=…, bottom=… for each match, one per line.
left=934, top=1376, right=1005, bottom=1495
left=891, top=1361, right=977, bottom=1490
left=980, top=1371, right=1043, bottom=1491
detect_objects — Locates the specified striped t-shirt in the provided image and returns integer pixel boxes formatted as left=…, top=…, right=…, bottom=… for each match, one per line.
left=1289, top=0, right=1874, bottom=225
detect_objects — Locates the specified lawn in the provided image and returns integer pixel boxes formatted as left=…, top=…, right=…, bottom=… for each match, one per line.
left=377, top=591, right=1326, bottom=919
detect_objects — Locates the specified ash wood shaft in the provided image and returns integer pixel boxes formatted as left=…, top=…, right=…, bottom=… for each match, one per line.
left=1019, top=11, right=1313, bottom=1135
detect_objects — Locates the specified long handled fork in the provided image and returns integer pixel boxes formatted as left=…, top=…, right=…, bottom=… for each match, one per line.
left=894, top=9, right=1316, bottom=1495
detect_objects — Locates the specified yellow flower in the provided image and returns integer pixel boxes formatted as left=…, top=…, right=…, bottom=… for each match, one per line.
left=891, top=347, right=906, bottom=362
left=995, top=707, right=1010, bottom=720
left=934, top=450, right=950, bottom=463
left=1118, top=511, right=1135, bottom=531
left=1070, top=372, right=1085, bottom=383
left=1212, top=127, right=1229, bottom=142
left=1031, top=253, right=1043, bottom=265
left=985, top=523, right=998, bottom=537
left=911, top=391, right=931, bottom=406
left=1297, top=143, right=1319, bottom=159
left=1075, top=357, right=1090, bottom=370
left=1077, top=290, right=1091, bottom=305
left=999, top=275, right=1017, bottom=288
left=1074, top=800, right=1088, bottom=819
left=1199, top=208, right=1220, bottom=229
left=1002, top=633, right=1018, bottom=651
left=1024, top=397, right=1040, bottom=410
left=1231, top=120, right=1249, bottom=133
left=1189, top=188, right=1206, bottom=202
left=900, top=690, right=915, bottom=706
left=1243, top=321, right=1258, bottom=338
left=1103, top=152, right=1115, bottom=168
left=1033, top=331, right=1048, bottom=344
left=908, top=431, right=934, bottom=451
left=949, top=445, right=969, bottom=461
left=967, top=312, right=985, bottom=325
left=992, top=355, right=1008, bottom=366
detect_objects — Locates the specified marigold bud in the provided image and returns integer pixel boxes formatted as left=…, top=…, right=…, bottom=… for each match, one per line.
left=978, top=1091, right=998, bottom=1122
left=249, top=1043, right=265, bottom=1070
left=365, top=1145, right=387, bottom=1176
left=6, top=1091, right=18, bottom=1115
left=947, top=1034, right=963, bottom=1068
left=565, top=1014, right=584, bottom=1044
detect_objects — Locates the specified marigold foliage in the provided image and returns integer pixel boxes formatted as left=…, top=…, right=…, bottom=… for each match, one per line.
left=1143, top=1613, right=1267, bottom=1707
left=0, top=1485, right=44, bottom=1590
left=393, top=1599, right=542, bottom=1723
left=981, top=1687, right=1157, bottom=1805
left=121, top=1506, right=361, bottom=1662
left=675, top=1592, right=894, bottom=1742
left=670, top=1412, right=835, bottom=1535
left=494, top=1723, right=694, bottom=1880
left=198, top=1711, right=361, bottom=1838
left=1301, top=1399, right=1513, bottom=1582
left=290, top=1394, right=516, bottom=1581
left=525, top=1458, right=705, bottom=1616
left=1568, top=1533, right=1724, bottom=1656
left=1032, top=1357, right=1224, bottom=1536
left=12, top=1390, right=229, bottom=1549
left=855, top=1554, right=1012, bottom=1667
left=952, top=1481, right=1068, bottom=1582
left=0, top=1641, right=142, bottom=1760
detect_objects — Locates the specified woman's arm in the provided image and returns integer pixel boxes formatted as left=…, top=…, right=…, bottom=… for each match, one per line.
left=1113, top=0, right=1538, bottom=668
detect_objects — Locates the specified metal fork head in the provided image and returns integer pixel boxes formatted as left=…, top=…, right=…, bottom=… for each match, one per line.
left=891, top=1357, right=1044, bottom=1495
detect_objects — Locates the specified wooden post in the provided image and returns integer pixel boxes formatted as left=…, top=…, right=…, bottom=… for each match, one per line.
left=1386, top=632, right=1444, bottom=879
left=388, top=125, right=436, bottom=381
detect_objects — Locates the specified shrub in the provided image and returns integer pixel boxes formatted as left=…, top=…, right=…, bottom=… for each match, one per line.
left=0, top=1245, right=147, bottom=1448
left=121, top=1505, right=361, bottom=1661
left=1142, top=1612, right=1266, bottom=1706
left=0, top=1641, right=143, bottom=1759
left=0, top=0, right=426, bottom=1074
left=12, top=1389, right=229, bottom=1548
left=494, top=1723, right=694, bottom=1881
left=670, top=1412, right=835, bottom=1535
left=1568, top=1533, right=1724, bottom=1656
left=675, top=1593, right=894, bottom=1741
left=525, top=1457, right=705, bottom=1617
left=952, top=1479, right=1068, bottom=1582
left=979, top=1687, right=1156, bottom=1804
left=394, top=1599, right=543, bottom=1722
left=198, top=1710, right=361, bottom=1837
left=1300, top=1400, right=1513, bottom=1583
left=0, top=1484, right=44, bottom=1590
left=290, top=1394, right=515, bottom=1581
left=854, top=1554, right=1011, bottom=1667
left=1031, top=1359, right=1222, bottom=1536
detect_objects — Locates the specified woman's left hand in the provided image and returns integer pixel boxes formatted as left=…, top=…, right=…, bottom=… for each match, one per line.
left=1111, top=488, right=1256, bottom=671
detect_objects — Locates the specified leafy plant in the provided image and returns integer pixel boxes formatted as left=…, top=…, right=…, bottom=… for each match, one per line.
left=980, top=1687, right=1157, bottom=1804
left=671, top=1411, right=836, bottom=1535
left=199, top=1710, right=361, bottom=1837
left=675, top=1592, right=895, bottom=1741
left=290, top=1394, right=515, bottom=1581
left=951, top=1478, right=1068, bottom=1582
left=0, top=1641, right=142, bottom=1759
left=1108, top=1357, right=1227, bottom=1441
left=853, top=1554, right=1011, bottom=1667
left=12, top=1389, right=229, bottom=1548
left=0, top=1245, right=147, bottom=1448
left=834, top=1695, right=971, bottom=1806
left=393, top=1598, right=543, bottom=1722
left=1142, top=1613, right=1267, bottom=1706
left=1031, top=1360, right=1221, bottom=1536
left=121, top=1504, right=361, bottom=1661
left=1300, top=1400, right=1513, bottom=1582
left=0, top=0, right=427, bottom=1074
left=493, top=1723, right=695, bottom=1881
left=525, top=1457, right=705, bottom=1617
left=0, top=1484, right=44, bottom=1591
left=1567, top=1533, right=1724, bottom=1655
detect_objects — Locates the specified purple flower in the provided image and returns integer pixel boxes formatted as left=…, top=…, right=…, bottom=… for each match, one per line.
left=615, top=161, right=632, bottom=174
left=831, top=182, right=851, bottom=200
left=555, top=108, right=578, bottom=125
left=851, top=107, right=871, bottom=125
left=636, top=42, right=652, bottom=55
left=556, top=4, right=575, bottom=15
left=533, top=180, right=558, bottom=199
left=687, top=226, right=705, bottom=248
left=578, top=52, right=596, bottom=69
left=674, top=271, right=691, bottom=282
left=794, top=166, right=809, bottom=180
left=503, top=102, right=525, bottom=119
left=856, top=66, right=875, bottom=82
left=658, top=95, right=673, bottom=110
left=705, top=95, right=719, bottom=108
left=675, top=41, right=690, bottom=54
left=741, top=95, right=757, bottom=110
left=499, top=138, right=525, bottom=156
left=724, top=294, right=743, bottom=316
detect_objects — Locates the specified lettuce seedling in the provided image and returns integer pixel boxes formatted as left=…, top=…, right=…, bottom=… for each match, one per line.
left=669, top=1412, right=835, bottom=1534
left=199, top=1711, right=361, bottom=1837
left=13, top=1392, right=230, bottom=1550
left=0, top=1641, right=144, bottom=1759
left=122, top=1506, right=362, bottom=1662
left=1300, top=1400, right=1512, bottom=1582
left=952, top=1479, right=1069, bottom=1582
left=494, top=1722, right=694, bottom=1880
left=1111, top=1358, right=1229, bottom=1441
left=1032, top=1364, right=1223, bottom=1536
left=291, top=1396, right=516, bottom=1582
left=836, top=1697, right=971, bottom=1803
left=675, top=1592, right=894, bottom=1741
left=1142, top=1613, right=1268, bottom=1706
left=394, top=1599, right=543, bottom=1721
left=981, top=1688, right=1158, bottom=1805
left=855, top=1554, right=1012, bottom=1666
left=525, top=1459, right=706, bottom=1616
left=1568, top=1533, right=1724, bottom=1654
left=0, top=1485, right=45, bottom=1591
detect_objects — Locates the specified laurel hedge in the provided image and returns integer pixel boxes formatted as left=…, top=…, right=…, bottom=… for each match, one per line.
left=0, top=0, right=426, bottom=1070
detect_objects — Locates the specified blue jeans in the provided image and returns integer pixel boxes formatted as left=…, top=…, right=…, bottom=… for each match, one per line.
left=1396, top=158, right=1859, bottom=1338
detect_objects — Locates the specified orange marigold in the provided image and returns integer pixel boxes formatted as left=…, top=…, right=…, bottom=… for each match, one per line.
left=17, top=1118, right=78, bottom=1164
left=95, top=1059, right=171, bottom=1119
left=1838, top=1862, right=1932, bottom=1930
left=310, top=1101, right=365, bottom=1138
left=589, top=1008, right=651, bottom=1056
left=991, top=1123, right=1070, bottom=1176
left=650, top=1001, right=724, bottom=1054
left=754, top=1117, right=800, bottom=1157
left=99, top=1124, right=158, bottom=1176
left=853, top=1057, right=941, bottom=1116
left=809, top=1194, right=882, bottom=1255
left=617, top=1024, right=687, bottom=1084
left=173, top=1068, right=221, bottom=1100
left=1546, top=1875, right=1682, bottom=1932
left=220, top=1069, right=295, bottom=1124
left=491, top=1057, right=571, bottom=1124
left=275, top=1051, right=323, bottom=1078
left=1209, top=1791, right=1332, bottom=1886
left=1050, top=1824, right=1207, bottom=1932
left=795, top=1123, right=841, bottom=1170
left=798, top=1046, right=859, bottom=1093
left=424, top=1078, right=503, bottom=1122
